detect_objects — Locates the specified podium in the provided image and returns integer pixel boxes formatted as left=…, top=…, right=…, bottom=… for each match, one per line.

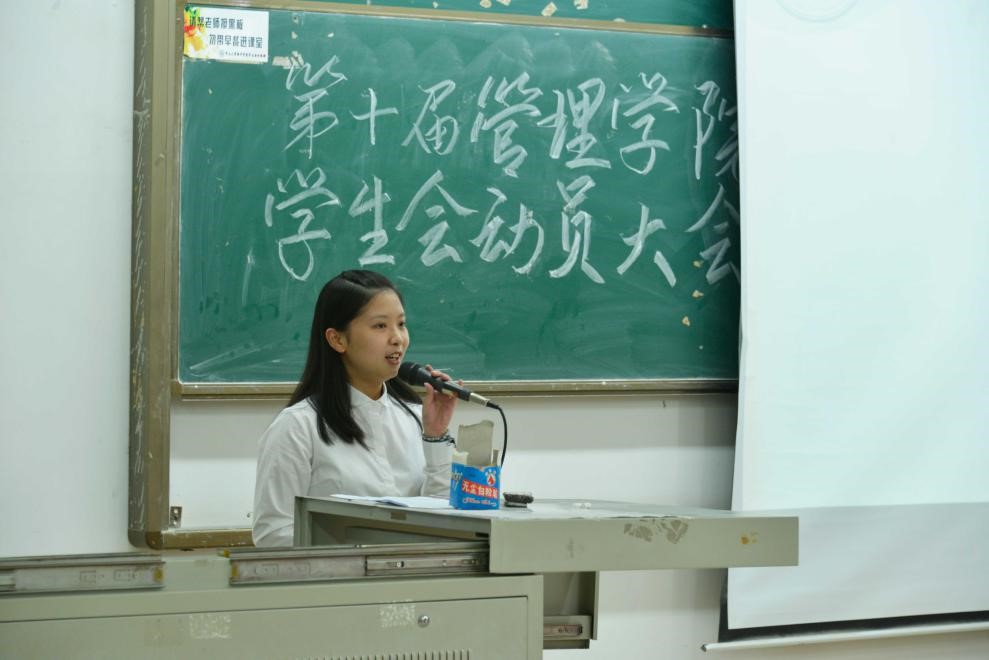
left=295, top=497, right=799, bottom=651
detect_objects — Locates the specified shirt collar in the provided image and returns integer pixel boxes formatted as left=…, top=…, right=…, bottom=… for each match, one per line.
left=349, top=384, right=393, bottom=410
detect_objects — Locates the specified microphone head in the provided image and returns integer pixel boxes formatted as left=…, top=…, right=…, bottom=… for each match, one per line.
left=398, top=361, right=426, bottom=386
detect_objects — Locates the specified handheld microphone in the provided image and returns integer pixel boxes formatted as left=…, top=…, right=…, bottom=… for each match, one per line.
left=398, top=361, right=498, bottom=409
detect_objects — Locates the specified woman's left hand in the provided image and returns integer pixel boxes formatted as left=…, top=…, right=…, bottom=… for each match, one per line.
left=420, top=365, right=459, bottom=437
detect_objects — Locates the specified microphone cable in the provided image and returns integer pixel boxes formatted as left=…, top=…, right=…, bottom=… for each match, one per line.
left=490, top=401, right=507, bottom=467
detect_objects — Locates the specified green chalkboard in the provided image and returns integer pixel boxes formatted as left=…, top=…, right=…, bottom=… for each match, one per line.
left=179, top=5, right=740, bottom=384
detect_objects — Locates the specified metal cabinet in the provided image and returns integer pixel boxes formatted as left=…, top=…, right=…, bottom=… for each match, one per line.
left=1, top=552, right=543, bottom=659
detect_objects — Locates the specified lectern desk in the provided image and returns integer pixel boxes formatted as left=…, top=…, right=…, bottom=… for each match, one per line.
left=295, top=497, right=799, bottom=650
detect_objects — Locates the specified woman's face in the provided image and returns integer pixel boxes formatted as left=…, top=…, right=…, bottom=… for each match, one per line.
left=327, top=289, right=409, bottom=399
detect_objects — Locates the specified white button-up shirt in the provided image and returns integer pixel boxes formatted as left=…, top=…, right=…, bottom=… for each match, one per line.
left=252, top=387, right=452, bottom=547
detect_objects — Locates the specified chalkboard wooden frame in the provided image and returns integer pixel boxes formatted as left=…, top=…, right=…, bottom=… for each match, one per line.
left=130, top=0, right=738, bottom=549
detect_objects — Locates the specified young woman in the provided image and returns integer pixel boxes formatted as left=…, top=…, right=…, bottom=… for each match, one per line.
left=252, top=270, right=458, bottom=547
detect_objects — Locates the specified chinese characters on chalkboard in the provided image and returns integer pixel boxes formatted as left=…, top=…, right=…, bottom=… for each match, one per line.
left=263, top=53, right=738, bottom=290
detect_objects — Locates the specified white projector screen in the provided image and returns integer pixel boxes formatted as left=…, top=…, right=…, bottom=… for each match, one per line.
left=730, top=0, right=989, bottom=631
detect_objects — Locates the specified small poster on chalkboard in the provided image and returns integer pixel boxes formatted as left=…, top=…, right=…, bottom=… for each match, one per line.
left=183, top=5, right=269, bottom=64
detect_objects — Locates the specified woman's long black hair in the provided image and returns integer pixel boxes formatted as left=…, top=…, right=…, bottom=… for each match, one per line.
left=289, top=270, right=421, bottom=446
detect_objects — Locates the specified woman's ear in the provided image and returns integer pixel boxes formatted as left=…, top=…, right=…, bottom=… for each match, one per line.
left=325, top=328, right=347, bottom=354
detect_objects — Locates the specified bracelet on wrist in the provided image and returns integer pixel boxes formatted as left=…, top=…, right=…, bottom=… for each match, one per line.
left=422, top=430, right=454, bottom=444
